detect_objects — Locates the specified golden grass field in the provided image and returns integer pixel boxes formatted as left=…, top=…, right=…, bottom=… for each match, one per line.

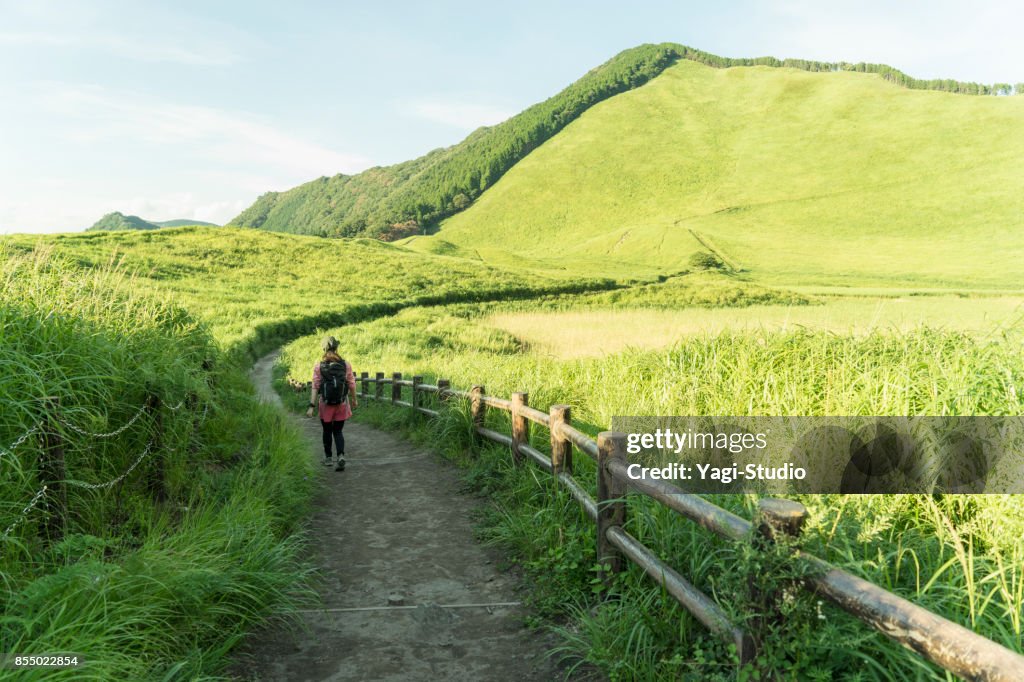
left=486, top=295, right=1024, bottom=358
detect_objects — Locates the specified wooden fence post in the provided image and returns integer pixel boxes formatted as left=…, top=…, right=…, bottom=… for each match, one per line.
left=39, top=396, right=67, bottom=543
left=549, top=405, right=572, bottom=475
left=597, top=431, right=628, bottom=586
left=749, top=498, right=808, bottom=658
left=437, top=379, right=450, bottom=405
left=391, top=372, right=402, bottom=404
left=470, top=385, right=486, bottom=449
left=146, top=394, right=166, bottom=503
left=360, top=371, right=368, bottom=398
left=375, top=372, right=384, bottom=401
left=510, top=392, right=529, bottom=465
left=412, top=375, right=423, bottom=414
left=756, top=499, right=807, bottom=546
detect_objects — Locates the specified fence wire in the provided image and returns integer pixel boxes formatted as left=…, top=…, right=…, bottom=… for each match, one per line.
left=65, top=441, right=155, bottom=491
left=2, top=394, right=208, bottom=540
left=0, top=424, right=40, bottom=464
left=56, top=402, right=149, bottom=439
left=1, top=485, right=48, bottom=539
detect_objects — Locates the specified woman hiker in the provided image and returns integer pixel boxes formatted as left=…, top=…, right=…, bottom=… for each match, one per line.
left=306, top=335, right=357, bottom=471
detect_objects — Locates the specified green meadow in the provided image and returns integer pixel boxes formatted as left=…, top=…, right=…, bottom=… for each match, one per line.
left=4, top=43, right=1024, bottom=681
left=410, top=60, right=1024, bottom=288
left=278, top=287, right=1024, bottom=678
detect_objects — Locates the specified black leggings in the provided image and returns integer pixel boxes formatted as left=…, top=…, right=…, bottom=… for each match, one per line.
left=321, top=419, right=346, bottom=457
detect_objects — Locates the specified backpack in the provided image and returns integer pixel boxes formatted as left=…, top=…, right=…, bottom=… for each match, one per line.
left=320, top=360, right=349, bottom=405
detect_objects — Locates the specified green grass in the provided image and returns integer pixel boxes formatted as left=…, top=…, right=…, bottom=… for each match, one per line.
left=0, top=250, right=318, bottom=679
left=415, top=59, right=1024, bottom=288
left=3, top=227, right=613, bottom=356
left=0, top=226, right=618, bottom=677
left=277, top=293, right=1024, bottom=680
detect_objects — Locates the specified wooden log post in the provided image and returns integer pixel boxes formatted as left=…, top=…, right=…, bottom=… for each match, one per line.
left=146, top=394, right=167, bottom=503
left=470, top=385, right=486, bottom=449
left=39, top=396, right=67, bottom=543
left=360, top=371, right=369, bottom=398
left=391, top=372, right=402, bottom=404
left=510, top=392, right=529, bottom=465
left=549, top=404, right=572, bottom=475
left=756, top=498, right=808, bottom=546
left=597, top=431, right=628, bottom=586
left=412, top=375, right=423, bottom=414
left=749, top=498, right=809, bottom=657
left=437, top=379, right=451, bottom=406
left=375, top=372, right=384, bottom=401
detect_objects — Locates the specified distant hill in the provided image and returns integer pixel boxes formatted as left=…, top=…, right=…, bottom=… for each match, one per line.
left=231, top=43, right=1019, bottom=240
left=407, top=59, right=1024, bottom=289
left=87, top=212, right=219, bottom=231
left=153, top=218, right=220, bottom=228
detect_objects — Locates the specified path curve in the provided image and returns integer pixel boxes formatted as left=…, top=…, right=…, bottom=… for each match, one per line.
left=231, top=351, right=560, bottom=681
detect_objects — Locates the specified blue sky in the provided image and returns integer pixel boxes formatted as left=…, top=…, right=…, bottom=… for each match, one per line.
left=2, top=0, right=1022, bottom=233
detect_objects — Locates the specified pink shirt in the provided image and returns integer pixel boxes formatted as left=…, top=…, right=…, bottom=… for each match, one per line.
left=312, top=360, right=356, bottom=422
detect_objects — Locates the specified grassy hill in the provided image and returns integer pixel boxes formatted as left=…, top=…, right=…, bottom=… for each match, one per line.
left=153, top=218, right=220, bottom=227
left=410, top=59, right=1024, bottom=289
left=4, top=227, right=611, bottom=354
left=231, top=44, right=1011, bottom=241
left=87, top=211, right=219, bottom=231
left=87, top=211, right=161, bottom=231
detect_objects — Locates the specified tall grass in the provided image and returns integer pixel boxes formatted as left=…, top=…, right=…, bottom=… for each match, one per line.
left=1, top=249, right=317, bottom=679
left=281, top=299, right=1024, bottom=680
left=3, top=227, right=615, bottom=358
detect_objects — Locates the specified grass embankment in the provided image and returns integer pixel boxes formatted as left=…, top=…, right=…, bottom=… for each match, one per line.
left=416, top=59, right=1024, bottom=288
left=0, top=250, right=317, bottom=679
left=3, top=227, right=614, bottom=357
left=278, top=290, right=1024, bottom=680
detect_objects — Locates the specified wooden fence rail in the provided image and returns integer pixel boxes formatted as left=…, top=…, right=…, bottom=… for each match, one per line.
left=356, top=374, right=1024, bottom=680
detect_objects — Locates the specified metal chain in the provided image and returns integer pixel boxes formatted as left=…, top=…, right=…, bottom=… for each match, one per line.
left=1, top=485, right=47, bottom=538
left=57, top=402, right=149, bottom=439
left=0, top=424, right=40, bottom=464
left=64, top=441, right=154, bottom=491
left=165, top=400, right=186, bottom=411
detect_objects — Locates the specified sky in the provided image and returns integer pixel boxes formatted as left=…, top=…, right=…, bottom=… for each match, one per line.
left=1, top=0, right=1022, bottom=233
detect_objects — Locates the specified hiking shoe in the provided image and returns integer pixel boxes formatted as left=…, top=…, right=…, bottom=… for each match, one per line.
left=323, top=455, right=332, bottom=466
left=334, top=456, right=346, bottom=472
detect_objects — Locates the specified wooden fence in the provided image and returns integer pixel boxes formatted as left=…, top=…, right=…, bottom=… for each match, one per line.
left=355, top=371, right=1024, bottom=680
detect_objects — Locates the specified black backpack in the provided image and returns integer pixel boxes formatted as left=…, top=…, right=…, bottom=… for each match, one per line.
left=320, top=360, right=349, bottom=405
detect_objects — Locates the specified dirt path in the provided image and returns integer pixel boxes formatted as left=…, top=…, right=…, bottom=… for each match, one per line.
left=231, top=352, right=560, bottom=681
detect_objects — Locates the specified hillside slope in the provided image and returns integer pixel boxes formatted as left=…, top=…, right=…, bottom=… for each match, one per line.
left=5, top=227, right=611, bottom=354
left=412, top=59, right=1024, bottom=288
left=87, top=212, right=219, bottom=231
left=231, top=44, right=687, bottom=238
left=231, top=44, right=1010, bottom=241
left=87, top=211, right=162, bottom=231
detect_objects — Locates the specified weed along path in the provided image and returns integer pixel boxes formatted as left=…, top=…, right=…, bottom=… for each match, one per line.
left=233, top=351, right=559, bottom=681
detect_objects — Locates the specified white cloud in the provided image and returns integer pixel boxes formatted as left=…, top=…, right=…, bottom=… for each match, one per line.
left=0, top=85, right=373, bottom=233
left=410, top=99, right=514, bottom=129
left=114, top=194, right=247, bottom=225
left=35, top=83, right=371, bottom=178
left=762, top=0, right=1024, bottom=82
left=0, top=30, right=240, bottom=66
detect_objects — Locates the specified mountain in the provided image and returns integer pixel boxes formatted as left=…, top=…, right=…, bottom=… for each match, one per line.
left=405, top=58, right=1024, bottom=289
left=230, top=43, right=1016, bottom=241
left=153, top=218, right=220, bottom=228
left=87, top=212, right=219, bottom=231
